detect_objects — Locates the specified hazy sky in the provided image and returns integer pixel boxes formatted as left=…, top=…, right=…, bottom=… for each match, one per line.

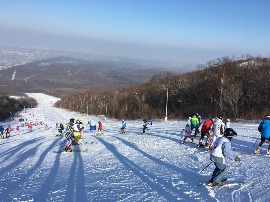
left=1, top=0, right=270, bottom=69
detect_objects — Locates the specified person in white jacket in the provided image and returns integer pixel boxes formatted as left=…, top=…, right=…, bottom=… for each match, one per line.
left=210, top=115, right=226, bottom=148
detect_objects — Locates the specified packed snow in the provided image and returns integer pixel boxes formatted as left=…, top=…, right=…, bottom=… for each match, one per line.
left=0, top=93, right=269, bottom=202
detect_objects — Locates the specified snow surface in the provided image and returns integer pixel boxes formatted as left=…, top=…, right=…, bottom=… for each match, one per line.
left=0, top=93, right=269, bottom=202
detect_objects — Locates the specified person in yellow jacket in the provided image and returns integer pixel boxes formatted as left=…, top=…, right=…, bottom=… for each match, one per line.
left=73, top=119, right=84, bottom=145
left=190, top=115, right=199, bottom=136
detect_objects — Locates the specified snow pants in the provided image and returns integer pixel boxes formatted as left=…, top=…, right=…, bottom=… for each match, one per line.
left=74, top=131, right=82, bottom=144
left=259, top=137, right=270, bottom=148
left=210, top=155, right=226, bottom=183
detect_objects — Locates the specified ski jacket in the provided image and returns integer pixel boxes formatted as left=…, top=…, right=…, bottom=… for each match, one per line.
left=190, top=115, right=199, bottom=127
left=185, top=124, right=192, bottom=136
left=258, top=118, right=270, bottom=138
left=122, top=122, right=126, bottom=129
left=210, top=136, right=235, bottom=160
left=74, top=123, right=84, bottom=132
left=0, top=126, right=4, bottom=132
left=98, top=123, right=103, bottom=130
left=212, top=118, right=225, bottom=137
left=201, top=119, right=213, bottom=133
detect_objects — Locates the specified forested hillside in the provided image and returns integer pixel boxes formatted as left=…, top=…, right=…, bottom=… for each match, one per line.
left=0, top=95, right=37, bottom=121
left=55, top=56, right=270, bottom=120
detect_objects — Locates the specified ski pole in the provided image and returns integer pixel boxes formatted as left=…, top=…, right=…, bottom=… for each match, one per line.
left=253, top=133, right=261, bottom=147
left=196, top=161, right=213, bottom=176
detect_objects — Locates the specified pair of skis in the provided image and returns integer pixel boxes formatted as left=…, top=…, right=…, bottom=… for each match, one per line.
left=198, top=178, right=244, bottom=188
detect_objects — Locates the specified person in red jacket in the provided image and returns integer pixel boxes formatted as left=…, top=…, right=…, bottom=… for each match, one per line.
left=97, top=121, right=104, bottom=136
left=197, top=119, right=213, bottom=148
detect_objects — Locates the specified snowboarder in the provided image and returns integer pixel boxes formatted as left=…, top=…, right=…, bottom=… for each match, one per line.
left=0, top=125, right=4, bottom=138
left=97, top=121, right=103, bottom=136
left=142, top=119, right=148, bottom=135
left=181, top=122, right=194, bottom=144
left=210, top=115, right=226, bottom=148
left=198, top=119, right=213, bottom=148
left=120, top=120, right=126, bottom=134
left=5, top=125, right=12, bottom=138
left=207, top=128, right=240, bottom=187
left=190, top=115, right=199, bottom=136
left=254, top=115, right=270, bottom=155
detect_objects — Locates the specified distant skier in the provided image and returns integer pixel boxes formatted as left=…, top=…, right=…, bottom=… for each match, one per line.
left=28, top=123, right=33, bottom=132
left=210, top=115, right=226, bottom=148
left=197, top=119, right=213, bottom=148
left=0, top=125, right=4, bottom=138
left=190, top=115, right=199, bottom=136
left=120, top=120, right=126, bottom=134
left=97, top=121, right=103, bottom=136
left=207, top=128, right=240, bottom=187
left=225, top=118, right=231, bottom=128
left=254, top=115, right=270, bottom=155
left=56, top=122, right=64, bottom=136
left=142, top=119, right=148, bottom=135
left=5, top=125, right=12, bottom=138
left=181, top=122, right=194, bottom=144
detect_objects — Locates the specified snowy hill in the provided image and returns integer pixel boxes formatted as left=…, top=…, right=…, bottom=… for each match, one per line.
left=0, top=93, right=268, bottom=201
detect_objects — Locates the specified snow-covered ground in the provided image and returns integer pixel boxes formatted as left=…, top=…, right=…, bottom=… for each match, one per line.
left=0, top=93, right=269, bottom=202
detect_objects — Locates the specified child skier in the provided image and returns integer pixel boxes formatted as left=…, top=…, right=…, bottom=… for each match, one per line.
left=190, top=115, right=199, bottom=136
left=120, top=120, right=126, bottom=134
left=5, top=125, right=12, bottom=138
left=0, top=125, right=4, bottom=138
left=142, top=119, right=148, bottom=135
left=56, top=123, right=64, bottom=136
left=207, top=128, right=240, bottom=187
left=197, top=119, right=213, bottom=148
left=64, top=121, right=75, bottom=152
left=254, top=115, right=270, bottom=155
left=181, top=122, right=194, bottom=144
left=97, top=121, right=103, bottom=136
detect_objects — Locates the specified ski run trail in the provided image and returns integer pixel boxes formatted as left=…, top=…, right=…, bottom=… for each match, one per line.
left=0, top=93, right=269, bottom=202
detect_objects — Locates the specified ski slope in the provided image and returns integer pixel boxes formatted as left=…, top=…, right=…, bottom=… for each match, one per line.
left=0, top=93, right=269, bottom=202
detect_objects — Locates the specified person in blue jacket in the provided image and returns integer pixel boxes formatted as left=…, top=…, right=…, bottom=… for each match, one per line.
left=254, top=115, right=270, bottom=154
left=0, top=125, right=4, bottom=138
left=207, top=128, right=240, bottom=187
left=120, top=120, right=126, bottom=134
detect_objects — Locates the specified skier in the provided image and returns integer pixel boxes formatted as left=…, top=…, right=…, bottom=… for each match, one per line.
left=142, top=119, right=148, bottom=135
left=207, top=128, right=240, bottom=187
left=28, top=123, right=33, bottom=132
left=210, top=115, right=226, bottom=148
left=97, top=121, right=103, bottom=136
left=56, top=122, right=64, bottom=136
left=16, top=125, right=20, bottom=132
left=5, top=125, right=12, bottom=138
left=181, top=122, right=194, bottom=144
left=190, top=115, right=199, bottom=136
left=64, top=121, right=75, bottom=152
left=197, top=119, right=213, bottom=148
left=73, top=119, right=84, bottom=144
left=225, top=118, right=231, bottom=128
left=254, top=115, right=270, bottom=155
left=0, top=125, right=4, bottom=138
left=120, top=120, right=126, bottom=134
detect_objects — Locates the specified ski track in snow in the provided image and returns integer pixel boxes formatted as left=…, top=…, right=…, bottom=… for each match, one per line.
left=0, top=93, right=269, bottom=201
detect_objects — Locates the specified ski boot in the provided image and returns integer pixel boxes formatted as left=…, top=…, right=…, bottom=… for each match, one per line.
left=204, top=143, right=210, bottom=148
left=254, top=146, right=261, bottom=154
left=197, top=143, right=204, bottom=148
left=267, top=149, right=270, bottom=155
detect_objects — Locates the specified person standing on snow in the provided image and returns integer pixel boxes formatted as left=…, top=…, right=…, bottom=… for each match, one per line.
left=120, top=120, right=126, bottom=134
left=190, top=115, right=199, bottom=136
left=5, top=125, right=12, bottom=138
left=0, top=125, right=4, bottom=138
left=207, top=128, right=240, bottom=187
left=254, top=115, right=270, bottom=155
left=197, top=119, right=213, bottom=148
left=142, top=119, right=148, bottom=135
left=97, top=121, right=103, bottom=136
left=225, top=118, right=231, bottom=128
left=57, top=123, right=64, bottom=136
left=181, top=122, right=194, bottom=144
left=210, top=115, right=226, bottom=148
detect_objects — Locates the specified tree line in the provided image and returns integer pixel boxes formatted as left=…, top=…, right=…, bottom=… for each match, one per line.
left=55, top=56, right=270, bottom=121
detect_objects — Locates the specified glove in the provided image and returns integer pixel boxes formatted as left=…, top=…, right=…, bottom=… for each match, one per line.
left=234, top=156, right=241, bottom=162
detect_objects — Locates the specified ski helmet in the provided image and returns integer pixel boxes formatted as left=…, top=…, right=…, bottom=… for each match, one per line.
left=224, top=128, right=237, bottom=139
left=218, top=114, right=223, bottom=119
